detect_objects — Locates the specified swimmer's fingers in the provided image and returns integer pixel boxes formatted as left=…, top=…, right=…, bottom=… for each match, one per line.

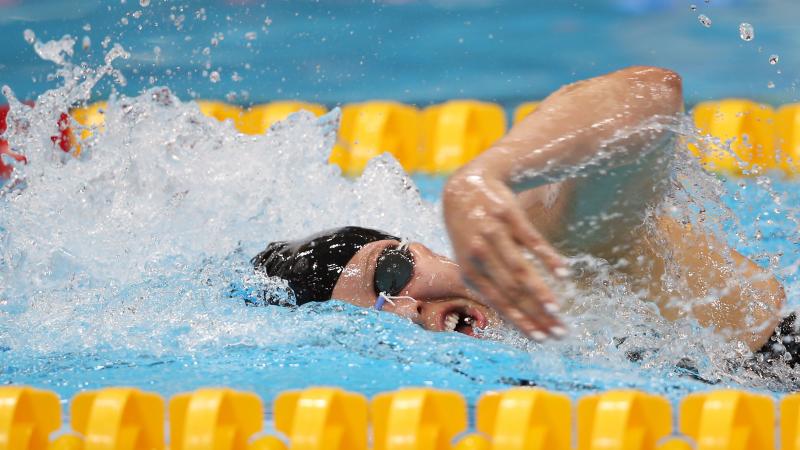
left=463, top=262, right=554, bottom=341
left=486, top=227, right=564, bottom=322
left=501, top=203, right=568, bottom=277
left=467, top=236, right=561, bottom=339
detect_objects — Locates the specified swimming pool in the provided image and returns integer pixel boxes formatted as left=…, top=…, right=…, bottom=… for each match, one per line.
left=1, top=0, right=799, bottom=423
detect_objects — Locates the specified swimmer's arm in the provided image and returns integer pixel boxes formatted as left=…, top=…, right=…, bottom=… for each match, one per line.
left=630, top=215, right=785, bottom=351
left=443, top=66, right=683, bottom=339
left=467, top=66, right=683, bottom=191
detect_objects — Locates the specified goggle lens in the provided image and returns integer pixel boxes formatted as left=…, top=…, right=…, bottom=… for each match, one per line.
left=374, top=246, right=414, bottom=297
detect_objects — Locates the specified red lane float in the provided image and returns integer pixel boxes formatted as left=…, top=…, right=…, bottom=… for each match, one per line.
left=0, top=103, right=72, bottom=180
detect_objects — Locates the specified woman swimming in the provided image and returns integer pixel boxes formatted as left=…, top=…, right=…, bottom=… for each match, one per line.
left=252, top=66, right=788, bottom=360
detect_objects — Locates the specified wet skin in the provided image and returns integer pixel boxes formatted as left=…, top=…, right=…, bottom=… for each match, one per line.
left=336, top=66, right=785, bottom=350
left=331, top=239, right=501, bottom=336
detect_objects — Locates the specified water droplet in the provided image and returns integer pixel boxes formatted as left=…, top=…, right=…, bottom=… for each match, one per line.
left=739, top=22, right=754, bottom=41
left=132, top=10, right=142, bottom=19
left=23, top=29, right=35, bottom=44
left=264, top=17, right=272, bottom=26
left=245, top=31, right=257, bottom=41
left=698, top=14, right=712, bottom=28
left=139, top=0, right=150, bottom=6
left=768, top=81, right=775, bottom=89
left=209, top=71, right=220, bottom=83
left=769, top=54, right=779, bottom=65
left=690, top=4, right=697, bottom=11
left=82, top=36, right=91, bottom=50
left=120, top=17, right=129, bottom=26
left=83, top=23, right=92, bottom=32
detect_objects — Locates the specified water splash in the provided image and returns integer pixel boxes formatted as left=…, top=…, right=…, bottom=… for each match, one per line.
left=739, top=23, right=755, bottom=42
left=0, top=36, right=798, bottom=405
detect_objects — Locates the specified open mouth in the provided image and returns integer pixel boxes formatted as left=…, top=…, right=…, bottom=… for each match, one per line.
left=441, top=305, right=487, bottom=337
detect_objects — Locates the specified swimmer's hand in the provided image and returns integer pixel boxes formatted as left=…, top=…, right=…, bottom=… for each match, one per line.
left=443, top=168, right=568, bottom=341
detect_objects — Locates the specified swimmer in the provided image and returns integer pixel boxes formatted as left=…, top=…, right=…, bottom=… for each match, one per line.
left=252, top=66, right=788, bottom=361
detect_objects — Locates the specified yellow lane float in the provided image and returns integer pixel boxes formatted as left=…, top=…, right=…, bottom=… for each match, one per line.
left=680, top=390, right=773, bottom=450
left=332, top=101, right=421, bottom=175
left=6, top=386, right=800, bottom=450
left=53, top=98, right=800, bottom=179
left=274, top=387, right=367, bottom=450
left=0, top=386, right=60, bottom=450
left=690, top=99, right=776, bottom=174
left=473, top=388, right=570, bottom=450
left=577, top=390, right=671, bottom=450
left=421, top=100, right=506, bottom=174
left=372, top=388, right=466, bottom=450
left=170, top=388, right=263, bottom=450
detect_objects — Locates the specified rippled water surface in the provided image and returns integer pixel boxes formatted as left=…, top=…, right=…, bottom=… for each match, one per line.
left=1, top=0, right=799, bottom=415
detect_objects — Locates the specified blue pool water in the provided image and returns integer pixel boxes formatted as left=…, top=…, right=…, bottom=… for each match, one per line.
left=0, top=0, right=798, bottom=106
left=0, top=0, right=799, bottom=418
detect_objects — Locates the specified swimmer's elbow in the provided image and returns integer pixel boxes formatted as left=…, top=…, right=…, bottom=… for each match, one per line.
left=620, top=66, right=683, bottom=90
left=618, top=66, right=684, bottom=115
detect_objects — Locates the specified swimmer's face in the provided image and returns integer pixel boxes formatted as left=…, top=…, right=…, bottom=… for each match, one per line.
left=331, top=239, right=501, bottom=337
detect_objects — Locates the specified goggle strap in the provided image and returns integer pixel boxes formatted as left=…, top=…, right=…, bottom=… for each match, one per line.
left=374, top=292, right=419, bottom=311
left=374, top=292, right=396, bottom=311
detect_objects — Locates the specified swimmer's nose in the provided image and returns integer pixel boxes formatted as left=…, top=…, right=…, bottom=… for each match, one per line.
left=390, top=297, right=423, bottom=323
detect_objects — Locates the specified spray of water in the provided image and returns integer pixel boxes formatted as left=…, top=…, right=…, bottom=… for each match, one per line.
left=1, top=35, right=798, bottom=402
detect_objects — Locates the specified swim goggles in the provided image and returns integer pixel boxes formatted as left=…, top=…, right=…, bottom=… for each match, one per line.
left=373, top=242, right=414, bottom=310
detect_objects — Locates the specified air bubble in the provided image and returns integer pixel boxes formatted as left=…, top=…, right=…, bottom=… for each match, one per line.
left=690, top=4, right=697, bottom=11
left=23, top=29, right=35, bottom=44
left=698, top=15, right=712, bottom=28
left=739, top=23, right=754, bottom=41
left=245, top=31, right=257, bottom=41
left=209, top=71, right=220, bottom=83
left=769, top=54, right=779, bottom=65
left=768, top=81, right=775, bottom=89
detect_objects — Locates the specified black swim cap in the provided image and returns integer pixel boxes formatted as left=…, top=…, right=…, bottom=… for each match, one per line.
left=251, top=226, right=400, bottom=306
